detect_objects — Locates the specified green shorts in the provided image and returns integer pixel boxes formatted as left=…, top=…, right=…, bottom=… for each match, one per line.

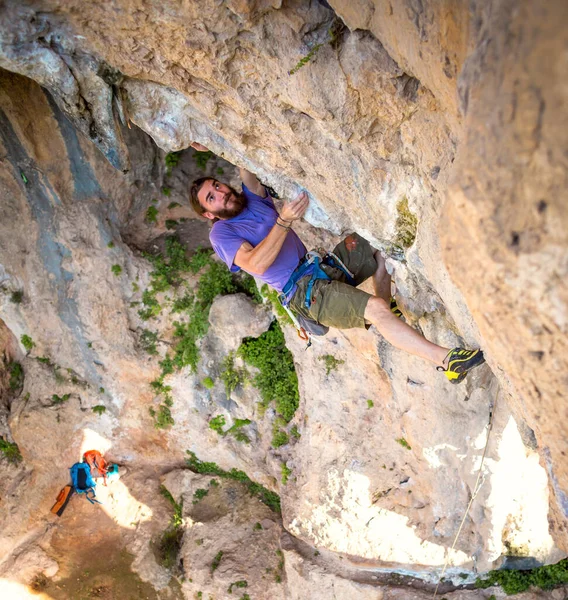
left=288, top=233, right=377, bottom=329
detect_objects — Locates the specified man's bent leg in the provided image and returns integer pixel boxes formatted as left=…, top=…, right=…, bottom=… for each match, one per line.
left=364, top=296, right=449, bottom=365
left=372, top=251, right=391, bottom=304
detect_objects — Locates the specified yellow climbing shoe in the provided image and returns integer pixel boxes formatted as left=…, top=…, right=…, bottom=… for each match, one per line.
left=390, top=297, right=403, bottom=319
left=437, top=348, right=485, bottom=384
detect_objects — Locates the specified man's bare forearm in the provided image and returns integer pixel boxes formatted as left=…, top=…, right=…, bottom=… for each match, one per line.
left=240, top=222, right=290, bottom=275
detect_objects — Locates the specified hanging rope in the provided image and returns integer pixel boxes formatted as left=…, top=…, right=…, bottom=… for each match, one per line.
left=433, top=396, right=499, bottom=599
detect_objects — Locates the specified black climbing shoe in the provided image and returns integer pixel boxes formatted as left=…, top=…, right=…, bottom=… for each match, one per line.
left=390, top=297, right=403, bottom=319
left=437, top=348, right=485, bottom=384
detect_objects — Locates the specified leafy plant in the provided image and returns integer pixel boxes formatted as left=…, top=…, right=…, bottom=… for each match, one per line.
left=52, top=393, right=70, bottom=405
left=146, top=205, right=159, bottom=223
left=194, top=150, right=214, bottom=171
left=193, top=488, right=209, bottom=504
left=186, top=451, right=281, bottom=513
left=476, top=559, right=568, bottom=595
left=220, top=352, right=248, bottom=396
left=111, top=264, right=122, bottom=276
left=157, top=485, right=183, bottom=569
left=165, top=151, right=182, bottom=176
left=202, top=376, right=215, bottom=389
left=290, top=425, right=301, bottom=439
left=209, top=415, right=226, bottom=434
left=261, top=284, right=292, bottom=324
left=10, top=290, right=23, bottom=303
left=367, top=399, right=374, bottom=409
left=140, top=329, right=159, bottom=355
left=20, top=334, right=34, bottom=353
left=149, top=401, right=174, bottom=429
left=161, top=186, right=171, bottom=196
left=168, top=202, right=181, bottom=209
left=396, top=437, right=412, bottom=450
left=8, top=362, right=24, bottom=390
left=92, top=405, right=106, bottom=416
left=211, top=550, right=223, bottom=573
left=238, top=321, right=299, bottom=422
left=107, top=241, right=115, bottom=249
left=281, top=463, right=292, bottom=485
left=228, top=580, right=248, bottom=593
left=288, top=19, right=343, bottom=76
left=225, top=418, right=252, bottom=444
left=272, top=429, right=289, bottom=448
left=394, top=196, right=418, bottom=249
left=319, top=354, right=344, bottom=376
left=0, top=437, right=22, bottom=463
left=165, top=219, right=178, bottom=230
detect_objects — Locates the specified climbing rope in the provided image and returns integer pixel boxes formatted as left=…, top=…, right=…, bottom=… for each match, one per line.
left=432, top=395, right=499, bottom=599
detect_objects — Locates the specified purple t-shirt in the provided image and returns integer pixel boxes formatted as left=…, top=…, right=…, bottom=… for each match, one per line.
left=209, top=184, right=306, bottom=292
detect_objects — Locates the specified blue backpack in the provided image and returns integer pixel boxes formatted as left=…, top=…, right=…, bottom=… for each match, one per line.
left=70, top=462, right=100, bottom=504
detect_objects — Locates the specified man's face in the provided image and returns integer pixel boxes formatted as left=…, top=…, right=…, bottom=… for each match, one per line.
left=197, top=179, right=246, bottom=220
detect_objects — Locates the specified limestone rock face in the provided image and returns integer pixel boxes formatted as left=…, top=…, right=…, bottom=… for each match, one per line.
left=0, top=0, right=567, bottom=598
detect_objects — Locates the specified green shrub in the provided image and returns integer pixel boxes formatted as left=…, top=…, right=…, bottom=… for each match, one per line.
left=226, top=418, right=252, bottom=444
left=165, top=219, right=178, bottom=230
left=194, top=150, right=213, bottom=170
left=228, top=580, right=248, bottom=593
left=319, top=354, right=344, bottom=376
left=290, top=425, right=301, bottom=440
left=8, top=362, right=24, bottom=390
left=476, top=559, right=568, bottom=595
left=161, top=186, right=171, bottom=196
left=367, top=399, right=374, bottom=408
left=107, top=241, right=115, bottom=249
left=272, top=429, right=289, bottom=448
left=193, top=488, right=209, bottom=503
left=168, top=202, right=181, bottom=209
left=20, top=334, right=34, bottom=353
left=0, top=437, right=22, bottom=463
left=146, top=206, right=159, bottom=223
left=202, top=376, right=215, bottom=389
left=149, top=402, right=174, bottom=429
left=396, top=437, right=412, bottom=450
left=186, top=451, right=281, bottom=513
left=281, top=463, right=292, bottom=485
left=92, top=405, right=106, bottom=416
left=52, top=393, right=70, bottom=405
left=211, top=550, right=223, bottom=573
left=238, top=321, right=299, bottom=422
left=111, top=264, right=122, bottom=276
left=10, top=290, right=23, bottom=303
left=165, top=151, right=182, bottom=176
left=140, top=329, right=159, bottom=355
left=209, top=415, right=226, bottom=434
left=260, top=284, right=292, bottom=325
left=395, top=196, right=418, bottom=249
left=220, top=352, right=249, bottom=396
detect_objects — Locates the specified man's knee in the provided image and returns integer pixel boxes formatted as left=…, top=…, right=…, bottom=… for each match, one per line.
left=364, top=296, right=390, bottom=320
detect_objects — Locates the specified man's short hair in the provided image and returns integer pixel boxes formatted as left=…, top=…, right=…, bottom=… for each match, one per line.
left=189, top=177, right=213, bottom=216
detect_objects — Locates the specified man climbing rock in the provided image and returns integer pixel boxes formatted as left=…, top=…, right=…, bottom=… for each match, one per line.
left=189, top=153, right=484, bottom=384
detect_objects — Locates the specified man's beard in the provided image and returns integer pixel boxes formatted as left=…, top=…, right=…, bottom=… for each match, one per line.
left=211, top=186, right=247, bottom=219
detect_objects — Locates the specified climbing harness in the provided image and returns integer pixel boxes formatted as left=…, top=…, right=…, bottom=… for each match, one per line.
left=279, top=251, right=356, bottom=347
left=432, top=396, right=498, bottom=599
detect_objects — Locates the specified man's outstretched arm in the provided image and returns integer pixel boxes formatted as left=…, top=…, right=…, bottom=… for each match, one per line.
left=234, top=192, right=309, bottom=275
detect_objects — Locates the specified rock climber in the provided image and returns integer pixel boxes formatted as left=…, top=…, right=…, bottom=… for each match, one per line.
left=188, top=144, right=485, bottom=384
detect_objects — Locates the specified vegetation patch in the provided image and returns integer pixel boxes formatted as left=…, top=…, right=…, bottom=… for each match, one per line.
left=92, top=405, right=106, bottom=416
left=202, top=376, right=215, bottom=389
left=0, top=437, right=22, bottom=464
left=288, top=18, right=344, bottom=75
left=192, top=488, right=209, bottom=504
left=211, top=550, right=223, bottom=573
left=141, top=241, right=261, bottom=428
left=21, top=334, right=34, bottom=353
left=275, top=549, right=285, bottom=583
left=145, top=205, right=158, bottom=224
left=220, top=352, right=249, bottom=397
left=260, top=284, right=292, bottom=325
left=157, top=485, right=183, bottom=570
left=194, top=150, right=214, bottom=171
left=281, top=463, right=292, bottom=485
left=209, top=414, right=251, bottom=444
left=186, top=451, right=281, bottom=513
left=238, top=321, right=299, bottom=422
left=396, top=437, right=412, bottom=450
left=8, top=362, right=24, bottom=390
left=52, top=393, right=71, bottom=405
left=165, top=219, right=178, bottom=230
left=165, top=151, right=182, bottom=176
left=394, top=196, right=418, bottom=249
left=367, top=399, right=374, bottom=409
left=10, top=290, right=23, bottom=303
left=140, top=329, right=159, bottom=355
left=476, top=559, right=568, bottom=595
left=111, top=264, right=122, bottom=276
left=319, top=354, right=344, bottom=376
left=228, top=580, right=248, bottom=593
